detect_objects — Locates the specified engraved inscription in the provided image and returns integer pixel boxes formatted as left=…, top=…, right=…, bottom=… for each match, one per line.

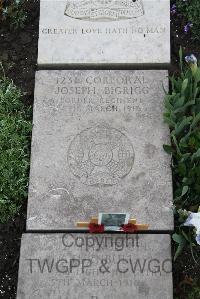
left=65, top=0, right=144, bottom=21
left=68, top=125, right=134, bottom=185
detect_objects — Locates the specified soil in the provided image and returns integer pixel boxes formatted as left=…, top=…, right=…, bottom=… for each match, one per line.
left=0, top=1, right=200, bottom=299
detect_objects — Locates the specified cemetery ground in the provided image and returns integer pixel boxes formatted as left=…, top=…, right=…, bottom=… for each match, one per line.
left=0, top=1, right=200, bottom=298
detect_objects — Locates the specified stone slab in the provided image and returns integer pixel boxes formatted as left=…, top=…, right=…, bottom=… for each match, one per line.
left=38, top=0, right=170, bottom=67
left=17, top=233, right=173, bottom=299
left=27, top=70, right=173, bottom=231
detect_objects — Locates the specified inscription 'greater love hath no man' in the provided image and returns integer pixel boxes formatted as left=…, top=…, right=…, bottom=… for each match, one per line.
left=41, top=25, right=166, bottom=35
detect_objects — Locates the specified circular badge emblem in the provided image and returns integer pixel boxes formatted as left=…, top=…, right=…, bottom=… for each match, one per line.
left=68, top=125, right=134, bottom=185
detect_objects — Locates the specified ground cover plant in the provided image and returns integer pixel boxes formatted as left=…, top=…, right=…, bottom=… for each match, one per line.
left=176, top=0, right=200, bottom=41
left=175, top=0, right=200, bottom=41
left=164, top=49, right=200, bottom=298
left=0, top=0, right=27, bottom=29
left=0, top=68, right=32, bottom=223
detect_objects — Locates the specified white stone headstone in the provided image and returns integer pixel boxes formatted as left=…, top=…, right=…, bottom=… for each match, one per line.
left=26, top=70, right=173, bottom=231
left=17, top=233, right=173, bottom=299
left=38, top=0, right=170, bottom=67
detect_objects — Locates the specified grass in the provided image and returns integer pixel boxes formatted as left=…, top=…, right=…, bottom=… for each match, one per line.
left=0, top=71, right=32, bottom=223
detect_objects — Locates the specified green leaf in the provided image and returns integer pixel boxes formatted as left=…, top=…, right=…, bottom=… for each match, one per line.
left=172, top=233, right=187, bottom=260
left=175, top=117, right=192, bottom=136
left=194, top=87, right=199, bottom=99
left=181, top=230, right=190, bottom=242
left=172, top=233, right=184, bottom=244
left=174, top=96, right=185, bottom=109
left=178, top=163, right=187, bottom=176
left=180, top=153, right=191, bottom=162
left=191, top=148, right=200, bottom=161
left=163, top=144, right=174, bottom=154
left=194, top=67, right=200, bottom=83
left=181, top=79, right=188, bottom=94
left=179, top=47, right=183, bottom=74
left=174, top=100, right=195, bottom=114
left=191, top=112, right=200, bottom=129
left=181, top=186, right=189, bottom=197
left=171, top=134, right=182, bottom=156
left=180, top=130, right=192, bottom=144
left=163, top=115, right=176, bottom=128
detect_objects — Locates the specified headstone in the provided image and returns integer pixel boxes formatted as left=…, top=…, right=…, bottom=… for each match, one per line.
left=27, top=70, right=173, bottom=231
left=17, top=233, right=173, bottom=299
left=38, top=0, right=170, bottom=67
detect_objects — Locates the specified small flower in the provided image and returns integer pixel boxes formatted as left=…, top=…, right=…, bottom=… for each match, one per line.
left=184, top=212, right=200, bottom=245
left=184, top=22, right=193, bottom=33
left=171, top=4, right=177, bottom=15
left=185, top=54, right=197, bottom=65
left=185, top=54, right=198, bottom=75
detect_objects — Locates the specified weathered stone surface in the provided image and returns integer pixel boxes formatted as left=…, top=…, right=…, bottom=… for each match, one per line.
left=38, top=0, right=170, bottom=67
left=27, top=70, right=173, bottom=231
left=17, top=233, right=173, bottom=299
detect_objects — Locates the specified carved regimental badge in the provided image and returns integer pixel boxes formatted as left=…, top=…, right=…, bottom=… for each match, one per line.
left=65, top=0, right=144, bottom=21
left=68, top=125, right=134, bottom=186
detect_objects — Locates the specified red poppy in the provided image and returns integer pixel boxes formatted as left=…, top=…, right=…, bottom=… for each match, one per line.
left=121, top=223, right=138, bottom=233
left=89, top=223, right=105, bottom=233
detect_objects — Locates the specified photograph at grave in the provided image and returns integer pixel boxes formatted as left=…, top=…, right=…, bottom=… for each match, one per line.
left=17, top=234, right=173, bottom=299
left=26, top=70, right=173, bottom=231
left=38, top=0, right=170, bottom=67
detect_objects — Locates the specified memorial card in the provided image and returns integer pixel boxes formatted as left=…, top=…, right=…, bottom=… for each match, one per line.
left=98, top=213, right=129, bottom=231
